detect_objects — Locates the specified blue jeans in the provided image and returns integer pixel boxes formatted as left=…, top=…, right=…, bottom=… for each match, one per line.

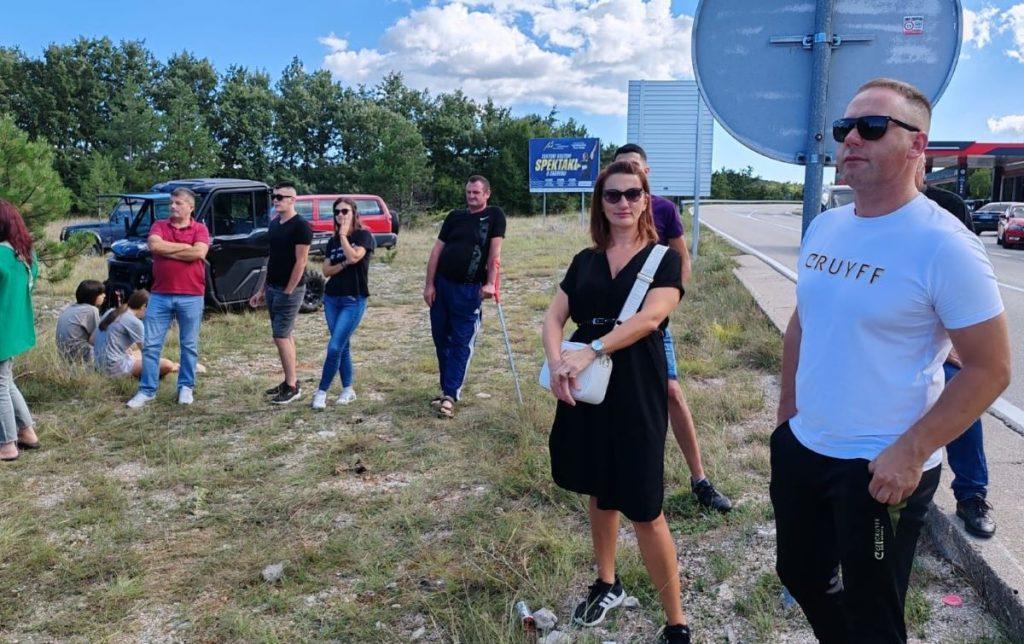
left=139, top=293, right=204, bottom=396
left=943, top=362, right=988, bottom=500
left=663, top=327, right=678, bottom=380
left=429, top=275, right=482, bottom=400
left=318, top=295, right=367, bottom=391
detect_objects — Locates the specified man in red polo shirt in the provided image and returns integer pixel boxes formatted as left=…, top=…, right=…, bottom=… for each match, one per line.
left=126, top=187, right=210, bottom=408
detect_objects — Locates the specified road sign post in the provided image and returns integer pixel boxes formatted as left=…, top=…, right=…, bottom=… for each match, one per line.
left=693, top=0, right=962, bottom=237
left=800, top=0, right=837, bottom=236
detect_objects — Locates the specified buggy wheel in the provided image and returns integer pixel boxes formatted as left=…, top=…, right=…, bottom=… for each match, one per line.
left=300, top=269, right=325, bottom=313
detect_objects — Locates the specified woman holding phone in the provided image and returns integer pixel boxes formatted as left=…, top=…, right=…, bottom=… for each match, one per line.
left=312, top=197, right=375, bottom=410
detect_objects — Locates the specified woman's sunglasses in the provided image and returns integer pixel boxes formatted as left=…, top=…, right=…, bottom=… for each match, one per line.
left=602, top=188, right=646, bottom=204
left=334, top=208, right=352, bottom=216
left=832, top=115, right=920, bottom=143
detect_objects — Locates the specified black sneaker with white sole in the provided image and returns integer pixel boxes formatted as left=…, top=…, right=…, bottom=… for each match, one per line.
left=270, top=384, right=302, bottom=405
left=572, top=576, right=625, bottom=627
left=265, top=381, right=286, bottom=396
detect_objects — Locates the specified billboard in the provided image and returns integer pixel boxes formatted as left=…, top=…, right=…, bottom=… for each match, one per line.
left=626, top=80, right=712, bottom=198
left=528, top=138, right=601, bottom=193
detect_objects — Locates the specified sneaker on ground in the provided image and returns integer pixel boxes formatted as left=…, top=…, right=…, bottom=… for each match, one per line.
left=265, top=381, right=286, bottom=396
left=126, top=392, right=156, bottom=409
left=692, top=478, right=732, bottom=513
left=956, top=495, right=996, bottom=538
left=337, top=387, right=357, bottom=405
left=657, top=623, right=692, bottom=644
left=312, top=390, right=328, bottom=410
left=270, top=384, right=302, bottom=405
left=572, top=576, right=625, bottom=627
left=178, top=386, right=194, bottom=405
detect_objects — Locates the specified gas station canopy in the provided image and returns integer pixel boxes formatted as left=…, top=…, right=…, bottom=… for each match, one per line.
left=925, top=141, right=1024, bottom=200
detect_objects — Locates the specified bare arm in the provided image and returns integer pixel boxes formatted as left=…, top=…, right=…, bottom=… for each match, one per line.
left=323, top=257, right=346, bottom=277
left=423, top=240, right=445, bottom=306
left=869, top=313, right=1011, bottom=504
left=339, top=234, right=367, bottom=264
left=166, top=242, right=209, bottom=262
left=283, top=245, right=310, bottom=294
left=666, top=236, right=692, bottom=285
left=481, top=237, right=503, bottom=299
left=541, top=288, right=574, bottom=404
left=148, top=234, right=190, bottom=256
left=148, top=234, right=209, bottom=261
left=777, top=310, right=801, bottom=424
left=555, top=286, right=682, bottom=404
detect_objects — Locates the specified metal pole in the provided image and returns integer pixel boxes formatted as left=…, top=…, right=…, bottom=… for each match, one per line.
left=492, top=262, right=523, bottom=406
left=580, top=193, right=585, bottom=225
left=691, top=92, right=703, bottom=259
left=542, top=193, right=547, bottom=218
left=800, top=0, right=837, bottom=238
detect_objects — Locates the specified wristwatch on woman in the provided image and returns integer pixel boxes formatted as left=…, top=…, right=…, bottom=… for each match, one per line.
left=589, top=339, right=605, bottom=357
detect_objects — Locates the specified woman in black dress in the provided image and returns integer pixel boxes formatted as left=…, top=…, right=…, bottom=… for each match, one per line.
left=542, top=161, right=690, bottom=643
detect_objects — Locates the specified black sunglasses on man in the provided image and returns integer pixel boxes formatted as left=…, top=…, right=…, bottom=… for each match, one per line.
left=832, top=115, right=920, bottom=143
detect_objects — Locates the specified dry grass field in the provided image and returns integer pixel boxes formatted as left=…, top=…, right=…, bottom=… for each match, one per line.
left=0, top=214, right=1007, bottom=642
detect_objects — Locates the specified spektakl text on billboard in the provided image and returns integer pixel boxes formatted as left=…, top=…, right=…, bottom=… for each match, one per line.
left=528, top=138, right=600, bottom=193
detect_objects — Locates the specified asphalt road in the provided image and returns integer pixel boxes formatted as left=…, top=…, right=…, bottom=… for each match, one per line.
left=698, top=202, right=1024, bottom=409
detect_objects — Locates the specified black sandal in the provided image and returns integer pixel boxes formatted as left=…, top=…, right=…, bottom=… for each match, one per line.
left=437, top=396, right=455, bottom=419
left=430, top=394, right=445, bottom=409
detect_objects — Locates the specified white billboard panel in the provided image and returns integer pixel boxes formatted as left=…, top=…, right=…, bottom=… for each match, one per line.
left=627, top=80, right=713, bottom=198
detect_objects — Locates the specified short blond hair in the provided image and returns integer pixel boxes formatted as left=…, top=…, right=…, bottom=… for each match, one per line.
left=856, top=78, right=932, bottom=130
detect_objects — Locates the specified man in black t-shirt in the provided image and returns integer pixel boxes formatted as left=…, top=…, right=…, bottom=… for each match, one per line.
left=423, top=175, right=506, bottom=417
left=249, top=181, right=314, bottom=404
left=916, top=158, right=994, bottom=538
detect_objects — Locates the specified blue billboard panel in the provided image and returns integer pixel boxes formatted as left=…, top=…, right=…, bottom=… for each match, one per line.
left=529, top=138, right=600, bottom=193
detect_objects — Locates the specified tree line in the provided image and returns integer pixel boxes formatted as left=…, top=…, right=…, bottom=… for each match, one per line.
left=1, top=37, right=805, bottom=229
left=0, top=37, right=595, bottom=219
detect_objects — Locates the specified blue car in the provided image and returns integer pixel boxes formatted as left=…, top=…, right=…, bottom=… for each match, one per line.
left=60, top=194, right=170, bottom=254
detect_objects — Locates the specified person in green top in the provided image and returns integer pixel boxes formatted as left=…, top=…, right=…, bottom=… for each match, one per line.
left=0, top=200, right=40, bottom=462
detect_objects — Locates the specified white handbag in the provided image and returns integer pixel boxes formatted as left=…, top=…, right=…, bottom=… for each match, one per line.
left=539, top=245, right=670, bottom=405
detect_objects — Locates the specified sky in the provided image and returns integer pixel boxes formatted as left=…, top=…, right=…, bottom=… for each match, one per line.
left=2, top=0, right=1024, bottom=183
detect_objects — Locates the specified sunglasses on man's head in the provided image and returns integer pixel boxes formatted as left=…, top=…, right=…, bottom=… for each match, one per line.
left=832, top=115, right=920, bottom=143
left=271, top=193, right=293, bottom=201
left=602, top=188, right=646, bottom=204
left=334, top=208, right=352, bottom=215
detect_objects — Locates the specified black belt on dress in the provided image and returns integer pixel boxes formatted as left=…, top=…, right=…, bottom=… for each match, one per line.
left=580, top=317, right=619, bottom=326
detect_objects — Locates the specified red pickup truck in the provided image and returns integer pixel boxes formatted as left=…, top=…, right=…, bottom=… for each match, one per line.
left=294, top=194, right=399, bottom=254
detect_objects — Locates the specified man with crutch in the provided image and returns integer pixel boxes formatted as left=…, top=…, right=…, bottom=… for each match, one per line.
left=423, top=175, right=506, bottom=418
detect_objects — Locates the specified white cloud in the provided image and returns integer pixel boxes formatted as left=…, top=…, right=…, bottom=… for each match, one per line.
left=319, top=0, right=693, bottom=115
left=987, top=114, right=1024, bottom=137
left=963, top=6, right=1000, bottom=48
left=1001, top=3, right=1024, bottom=62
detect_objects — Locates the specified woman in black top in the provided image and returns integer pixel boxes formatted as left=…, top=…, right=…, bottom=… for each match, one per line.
left=541, top=162, right=690, bottom=643
left=311, top=198, right=375, bottom=410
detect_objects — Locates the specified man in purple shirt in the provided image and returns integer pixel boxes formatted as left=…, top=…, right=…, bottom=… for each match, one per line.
left=614, top=144, right=732, bottom=513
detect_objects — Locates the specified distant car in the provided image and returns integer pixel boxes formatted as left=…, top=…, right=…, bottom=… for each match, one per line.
left=293, top=194, right=399, bottom=254
left=60, top=195, right=161, bottom=255
left=104, top=178, right=325, bottom=314
left=976, top=202, right=1022, bottom=235
left=820, top=184, right=854, bottom=211
left=995, top=203, right=1024, bottom=247
left=963, top=198, right=988, bottom=213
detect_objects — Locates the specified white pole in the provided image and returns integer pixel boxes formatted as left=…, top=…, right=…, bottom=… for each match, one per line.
left=691, top=91, right=703, bottom=258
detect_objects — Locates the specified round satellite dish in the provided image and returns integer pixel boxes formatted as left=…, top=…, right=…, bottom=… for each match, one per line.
left=692, top=0, right=962, bottom=165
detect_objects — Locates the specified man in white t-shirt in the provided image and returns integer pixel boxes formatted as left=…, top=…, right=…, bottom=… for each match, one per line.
left=772, top=78, right=1010, bottom=642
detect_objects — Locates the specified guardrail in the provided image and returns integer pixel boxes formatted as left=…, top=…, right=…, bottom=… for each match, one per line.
left=700, top=216, right=1024, bottom=438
